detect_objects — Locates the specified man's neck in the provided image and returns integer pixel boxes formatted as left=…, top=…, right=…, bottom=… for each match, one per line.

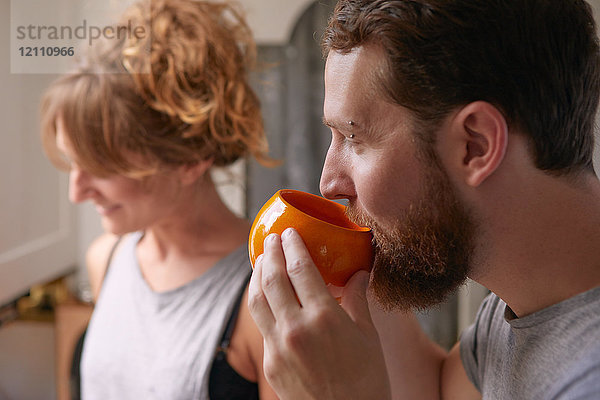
left=471, top=171, right=600, bottom=318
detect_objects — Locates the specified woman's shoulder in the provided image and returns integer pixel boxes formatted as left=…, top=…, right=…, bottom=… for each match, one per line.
left=86, top=233, right=123, bottom=302
left=235, top=286, right=279, bottom=399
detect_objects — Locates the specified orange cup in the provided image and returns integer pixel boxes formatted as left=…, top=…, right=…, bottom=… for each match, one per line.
left=248, top=189, right=373, bottom=286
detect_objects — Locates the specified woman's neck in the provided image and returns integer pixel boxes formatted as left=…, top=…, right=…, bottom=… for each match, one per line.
left=135, top=174, right=250, bottom=291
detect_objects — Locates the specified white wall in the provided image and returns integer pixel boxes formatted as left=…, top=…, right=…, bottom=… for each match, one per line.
left=243, top=0, right=314, bottom=44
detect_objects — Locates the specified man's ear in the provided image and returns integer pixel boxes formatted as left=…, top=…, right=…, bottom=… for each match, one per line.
left=178, top=158, right=214, bottom=186
left=447, top=101, right=508, bottom=187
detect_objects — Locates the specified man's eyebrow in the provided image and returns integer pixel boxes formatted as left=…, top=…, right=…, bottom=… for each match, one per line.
left=322, top=117, right=355, bottom=131
left=322, top=116, right=334, bottom=128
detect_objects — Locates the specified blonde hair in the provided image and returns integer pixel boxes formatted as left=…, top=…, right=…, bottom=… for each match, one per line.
left=41, top=0, right=273, bottom=178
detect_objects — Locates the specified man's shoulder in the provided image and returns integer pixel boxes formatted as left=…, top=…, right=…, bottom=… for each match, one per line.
left=549, top=345, right=600, bottom=399
left=529, top=286, right=600, bottom=399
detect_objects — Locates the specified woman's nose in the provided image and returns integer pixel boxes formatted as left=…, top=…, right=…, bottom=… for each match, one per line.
left=319, top=147, right=355, bottom=201
left=68, top=167, right=95, bottom=203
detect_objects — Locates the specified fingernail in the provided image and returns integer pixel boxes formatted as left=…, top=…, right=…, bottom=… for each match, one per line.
left=256, top=254, right=264, bottom=265
left=356, top=270, right=370, bottom=290
left=265, top=233, right=279, bottom=246
left=282, top=227, right=296, bottom=240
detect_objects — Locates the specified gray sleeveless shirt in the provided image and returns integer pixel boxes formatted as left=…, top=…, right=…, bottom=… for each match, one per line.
left=81, top=232, right=252, bottom=400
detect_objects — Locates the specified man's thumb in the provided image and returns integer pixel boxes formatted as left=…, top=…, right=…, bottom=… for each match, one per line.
left=341, top=270, right=373, bottom=326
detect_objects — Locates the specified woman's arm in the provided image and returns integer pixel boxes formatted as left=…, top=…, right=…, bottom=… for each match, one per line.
left=234, top=287, right=279, bottom=399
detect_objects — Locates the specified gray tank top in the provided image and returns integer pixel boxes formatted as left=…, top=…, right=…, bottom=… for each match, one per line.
left=81, top=232, right=252, bottom=400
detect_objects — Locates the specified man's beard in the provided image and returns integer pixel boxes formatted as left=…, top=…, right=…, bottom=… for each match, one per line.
left=346, top=153, right=476, bottom=311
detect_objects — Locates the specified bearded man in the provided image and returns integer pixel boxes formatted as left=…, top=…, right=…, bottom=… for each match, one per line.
left=248, top=0, right=600, bottom=398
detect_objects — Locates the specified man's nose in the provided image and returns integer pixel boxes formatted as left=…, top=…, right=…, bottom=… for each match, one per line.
left=319, top=147, right=355, bottom=201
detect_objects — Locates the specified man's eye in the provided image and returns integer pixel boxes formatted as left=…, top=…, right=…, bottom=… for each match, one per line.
left=345, top=133, right=360, bottom=144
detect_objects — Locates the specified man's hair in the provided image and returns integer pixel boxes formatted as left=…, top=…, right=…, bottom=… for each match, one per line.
left=323, top=0, right=600, bottom=174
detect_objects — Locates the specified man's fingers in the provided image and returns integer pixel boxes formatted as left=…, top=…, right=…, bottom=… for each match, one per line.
left=280, top=228, right=335, bottom=306
left=248, top=254, right=276, bottom=337
left=260, top=233, right=302, bottom=318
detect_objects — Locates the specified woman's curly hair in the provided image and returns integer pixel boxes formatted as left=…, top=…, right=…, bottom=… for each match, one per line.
left=41, top=0, right=273, bottom=178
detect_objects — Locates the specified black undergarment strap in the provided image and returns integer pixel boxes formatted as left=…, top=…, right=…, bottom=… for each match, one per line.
left=208, top=270, right=259, bottom=400
left=217, top=271, right=252, bottom=353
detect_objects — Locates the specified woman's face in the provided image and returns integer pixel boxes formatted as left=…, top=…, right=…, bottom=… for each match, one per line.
left=55, top=119, right=184, bottom=235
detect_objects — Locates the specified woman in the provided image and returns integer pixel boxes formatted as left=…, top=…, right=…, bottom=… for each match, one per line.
left=40, top=1, right=277, bottom=399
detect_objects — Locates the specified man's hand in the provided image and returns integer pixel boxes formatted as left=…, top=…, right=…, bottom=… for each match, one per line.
left=248, top=228, right=391, bottom=400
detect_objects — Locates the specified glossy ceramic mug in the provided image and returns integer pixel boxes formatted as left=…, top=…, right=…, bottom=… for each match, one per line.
left=248, top=189, right=374, bottom=286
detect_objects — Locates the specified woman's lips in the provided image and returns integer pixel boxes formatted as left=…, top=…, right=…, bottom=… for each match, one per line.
left=95, top=204, right=121, bottom=216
